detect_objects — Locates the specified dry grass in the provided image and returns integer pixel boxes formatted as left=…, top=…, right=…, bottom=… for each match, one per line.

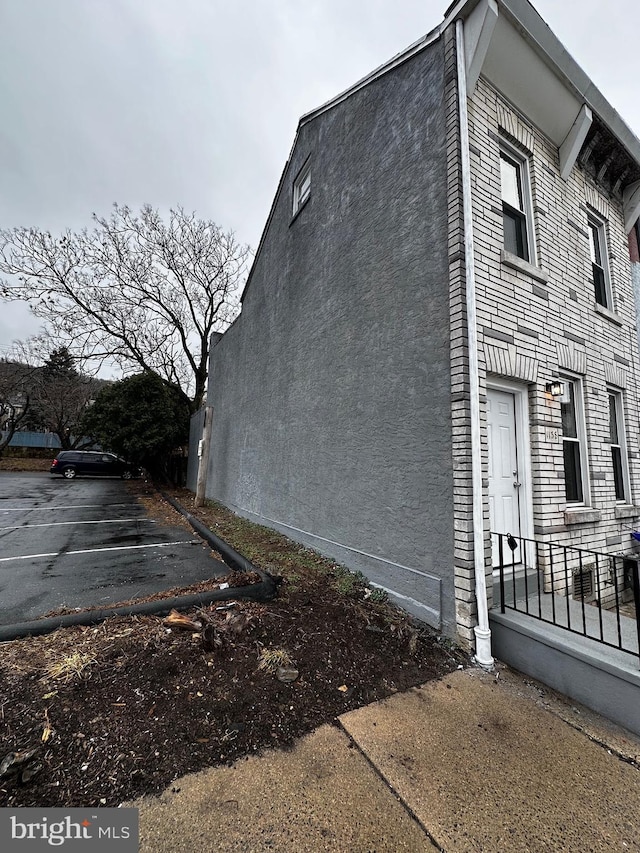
left=42, top=651, right=98, bottom=684
left=0, top=457, right=51, bottom=472
left=0, top=618, right=158, bottom=681
left=257, top=647, right=294, bottom=674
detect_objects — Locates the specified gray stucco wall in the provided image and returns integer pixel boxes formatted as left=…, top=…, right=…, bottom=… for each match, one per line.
left=206, top=38, right=456, bottom=634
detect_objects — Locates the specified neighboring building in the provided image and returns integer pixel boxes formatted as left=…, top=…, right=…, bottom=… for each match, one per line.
left=192, top=0, right=640, bottom=688
left=0, top=431, right=62, bottom=450
left=0, top=360, right=32, bottom=440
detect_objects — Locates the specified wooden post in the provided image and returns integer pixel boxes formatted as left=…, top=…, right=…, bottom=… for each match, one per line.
left=195, top=406, right=213, bottom=507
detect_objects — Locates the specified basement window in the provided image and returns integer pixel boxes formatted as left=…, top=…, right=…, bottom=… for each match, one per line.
left=572, top=566, right=594, bottom=601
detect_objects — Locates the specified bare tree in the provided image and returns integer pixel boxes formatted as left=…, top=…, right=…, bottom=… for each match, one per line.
left=0, top=205, right=250, bottom=412
left=0, top=358, right=33, bottom=453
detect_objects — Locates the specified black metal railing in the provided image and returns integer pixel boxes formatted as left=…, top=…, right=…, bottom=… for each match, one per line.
left=492, top=532, right=640, bottom=666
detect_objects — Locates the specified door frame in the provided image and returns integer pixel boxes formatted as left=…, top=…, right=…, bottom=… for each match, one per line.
left=486, top=379, right=534, bottom=555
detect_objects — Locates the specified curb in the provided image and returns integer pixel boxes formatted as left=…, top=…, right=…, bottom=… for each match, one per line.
left=0, top=493, right=277, bottom=642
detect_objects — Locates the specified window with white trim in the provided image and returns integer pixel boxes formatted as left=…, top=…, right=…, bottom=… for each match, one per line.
left=608, top=390, right=629, bottom=502
left=560, top=377, right=589, bottom=504
left=292, top=160, right=311, bottom=216
left=499, top=145, right=534, bottom=263
left=587, top=216, right=611, bottom=308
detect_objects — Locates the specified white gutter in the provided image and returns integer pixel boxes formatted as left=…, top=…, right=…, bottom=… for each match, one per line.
left=455, top=18, right=493, bottom=670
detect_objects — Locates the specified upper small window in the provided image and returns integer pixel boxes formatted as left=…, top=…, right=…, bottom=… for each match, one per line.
left=292, top=161, right=311, bottom=216
left=587, top=216, right=611, bottom=309
left=500, top=147, right=533, bottom=263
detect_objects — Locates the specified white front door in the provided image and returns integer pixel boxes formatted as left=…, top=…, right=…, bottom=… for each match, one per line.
left=487, top=388, right=521, bottom=565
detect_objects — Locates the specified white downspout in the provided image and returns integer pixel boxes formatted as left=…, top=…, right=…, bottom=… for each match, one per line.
left=455, top=19, right=493, bottom=669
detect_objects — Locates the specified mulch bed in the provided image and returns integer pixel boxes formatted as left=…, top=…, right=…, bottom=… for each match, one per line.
left=0, top=484, right=468, bottom=807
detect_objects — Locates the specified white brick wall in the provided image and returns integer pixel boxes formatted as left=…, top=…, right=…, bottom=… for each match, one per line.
left=465, top=75, right=640, bottom=586
left=445, top=25, right=478, bottom=648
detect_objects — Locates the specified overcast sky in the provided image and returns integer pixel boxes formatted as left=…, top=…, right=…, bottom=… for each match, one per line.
left=1, top=0, right=639, bottom=355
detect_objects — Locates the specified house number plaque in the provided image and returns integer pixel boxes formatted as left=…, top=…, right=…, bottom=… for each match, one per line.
left=545, top=427, right=560, bottom=442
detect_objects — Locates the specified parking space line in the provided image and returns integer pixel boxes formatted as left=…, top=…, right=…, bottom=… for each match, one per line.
left=0, top=518, right=156, bottom=531
left=0, top=503, right=134, bottom=512
left=0, top=540, right=201, bottom=562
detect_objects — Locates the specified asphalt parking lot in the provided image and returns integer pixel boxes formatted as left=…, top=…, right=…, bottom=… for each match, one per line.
left=0, top=472, right=227, bottom=626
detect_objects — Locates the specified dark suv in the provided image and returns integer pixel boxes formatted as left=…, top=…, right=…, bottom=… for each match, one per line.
left=50, top=451, right=140, bottom=480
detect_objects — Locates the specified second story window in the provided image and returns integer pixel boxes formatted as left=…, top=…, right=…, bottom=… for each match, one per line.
left=561, top=377, right=588, bottom=504
left=292, top=160, right=311, bottom=216
left=500, top=147, right=533, bottom=263
left=587, top=217, right=610, bottom=308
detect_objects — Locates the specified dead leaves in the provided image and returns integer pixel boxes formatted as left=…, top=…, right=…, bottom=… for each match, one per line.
left=41, top=709, right=54, bottom=744
left=201, top=623, right=221, bottom=653
left=0, top=748, right=42, bottom=785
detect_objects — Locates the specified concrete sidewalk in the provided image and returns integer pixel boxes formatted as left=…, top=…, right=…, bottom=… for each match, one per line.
left=129, top=665, right=640, bottom=852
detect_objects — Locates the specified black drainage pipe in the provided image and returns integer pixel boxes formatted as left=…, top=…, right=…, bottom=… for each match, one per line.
left=0, top=495, right=277, bottom=642
left=0, top=584, right=273, bottom=642
left=160, top=492, right=275, bottom=586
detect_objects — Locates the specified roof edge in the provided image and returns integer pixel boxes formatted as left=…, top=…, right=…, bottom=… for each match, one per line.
left=241, top=0, right=640, bottom=305
left=298, top=25, right=443, bottom=129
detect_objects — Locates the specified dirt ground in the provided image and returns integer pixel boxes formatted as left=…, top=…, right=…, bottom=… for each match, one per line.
left=0, top=456, right=52, bottom=472
left=0, top=475, right=468, bottom=808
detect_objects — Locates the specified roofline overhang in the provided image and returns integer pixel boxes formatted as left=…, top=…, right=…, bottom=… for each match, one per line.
left=299, top=0, right=640, bottom=171
left=240, top=0, right=640, bottom=303
left=444, top=0, right=640, bottom=170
